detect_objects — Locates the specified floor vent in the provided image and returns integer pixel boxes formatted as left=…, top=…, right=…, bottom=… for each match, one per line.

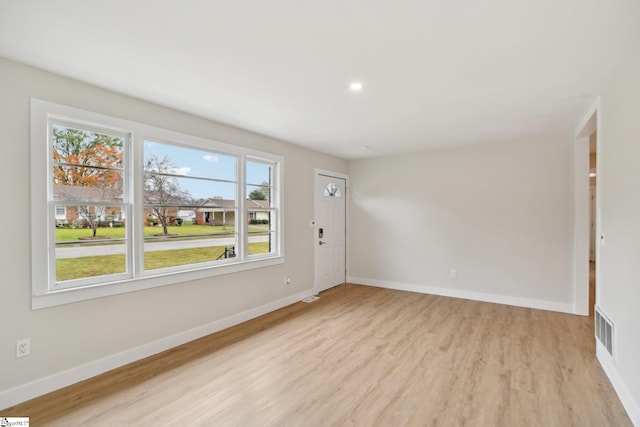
left=301, top=296, right=319, bottom=303
left=595, top=307, right=614, bottom=357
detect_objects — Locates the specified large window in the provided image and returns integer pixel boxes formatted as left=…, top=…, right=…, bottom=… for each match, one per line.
left=142, top=140, right=240, bottom=272
left=31, top=99, right=283, bottom=309
left=51, top=121, right=129, bottom=287
left=246, top=161, right=277, bottom=257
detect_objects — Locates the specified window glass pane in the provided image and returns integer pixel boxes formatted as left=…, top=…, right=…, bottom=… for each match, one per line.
left=51, top=123, right=128, bottom=285
left=143, top=239, right=238, bottom=271
left=53, top=167, right=124, bottom=201
left=54, top=208, right=127, bottom=282
left=144, top=140, right=237, bottom=182
left=52, top=124, right=125, bottom=202
left=246, top=185, right=272, bottom=206
left=246, top=162, right=271, bottom=186
left=248, top=232, right=276, bottom=256
left=52, top=125, right=125, bottom=169
left=324, top=182, right=342, bottom=197
left=248, top=210, right=275, bottom=256
left=247, top=208, right=273, bottom=229
left=247, top=161, right=276, bottom=257
left=177, top=178, right=237, bottom=205
left=246, top=161, right=272, bottom=208
left=143, top=142, right=239, bottom=271
left=143, top=221, right=238, bottom=271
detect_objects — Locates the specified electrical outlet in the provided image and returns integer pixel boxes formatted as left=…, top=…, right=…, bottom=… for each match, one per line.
left=450, top=269, right=457, bottom=279
left=16, top=338, right=30, bottom=358
left=284, top=276, right=292, bottom=286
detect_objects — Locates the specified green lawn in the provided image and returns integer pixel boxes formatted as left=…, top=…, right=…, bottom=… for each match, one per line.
left=56, top=224, right=268, bottom=242
left=56, top=242, right=270, bottom=281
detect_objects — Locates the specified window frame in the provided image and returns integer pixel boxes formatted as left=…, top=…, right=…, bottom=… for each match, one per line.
left=138, top=136, right=242, bottom=276
left=48, top=119, right=132, bottom=290
left=245, top=158, right=279, bottom=260
left=31, top=99, right=284, bottom=309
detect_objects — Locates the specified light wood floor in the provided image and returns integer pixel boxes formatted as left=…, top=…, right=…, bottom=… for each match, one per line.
left=4, top=284, right=631, bottom=426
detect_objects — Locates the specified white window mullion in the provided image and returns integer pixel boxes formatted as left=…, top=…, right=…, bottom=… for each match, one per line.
left=46, top=120, right=57, bottom=292
left=132, top=134, right=144, bottom=279
left=272, top=161, right=279, bottom=255
left=47, top=201, right=58, bottom=292
left=238, top=155, right=247, bottom=261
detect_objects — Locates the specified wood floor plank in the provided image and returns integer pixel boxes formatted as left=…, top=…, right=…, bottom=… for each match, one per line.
left=3, top=284, right=632, bottom=426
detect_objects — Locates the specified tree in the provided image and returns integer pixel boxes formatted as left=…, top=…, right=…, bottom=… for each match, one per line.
left=52, top=126, right=124, bottom=238
left=248, top=181, right=270, bottom=201
left=52, top=128, right=123, bottom=187
left=248, top=188, right=267, bottom=200
left=77, top=205, right=107, bottom=238
left=144, top=154, right=191, bottom=235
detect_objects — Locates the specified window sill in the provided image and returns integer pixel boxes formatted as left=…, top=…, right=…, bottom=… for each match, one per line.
left=32, top=256, right=285, bottom=310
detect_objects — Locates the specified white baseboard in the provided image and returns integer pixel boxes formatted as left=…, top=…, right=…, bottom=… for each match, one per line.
left=347, top=276, right=574, bottom=314
left=0, top=288, right=315, bottom=410
left=597, top=345, right=640, bottom=426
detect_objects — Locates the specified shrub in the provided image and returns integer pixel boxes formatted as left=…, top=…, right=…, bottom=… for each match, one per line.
left=74, top=219, right=90, bottom=228
left=250, top=219, right=259, bottom=225
left=260, top=219, right=269, bottom=225
left=175, top=218, right=183, bottom=226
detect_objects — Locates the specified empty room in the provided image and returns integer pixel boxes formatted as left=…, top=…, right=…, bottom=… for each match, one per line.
left=0, top=1, right=639, bottom=426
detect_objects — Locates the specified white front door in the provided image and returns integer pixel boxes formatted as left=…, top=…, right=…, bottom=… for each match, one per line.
left=314, top=173, right=346, bottom=292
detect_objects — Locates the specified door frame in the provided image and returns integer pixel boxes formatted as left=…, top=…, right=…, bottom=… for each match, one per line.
left=314, top=169, right=349, bottom=294
left=574, top=97, right=600, bottom=316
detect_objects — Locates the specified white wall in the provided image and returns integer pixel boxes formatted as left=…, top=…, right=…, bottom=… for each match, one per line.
left=596, top=0, right=640, bottom=420
left=348, top=136, right=575, bottom=312
left=0, top=57, right=346, bottom=406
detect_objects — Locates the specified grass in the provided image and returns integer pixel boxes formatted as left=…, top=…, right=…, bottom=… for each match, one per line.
left=57, top=255, right=127, bottom=281
left=56, top=224, right=268, bottom=242
left=56, top=242, right=271, bottom=282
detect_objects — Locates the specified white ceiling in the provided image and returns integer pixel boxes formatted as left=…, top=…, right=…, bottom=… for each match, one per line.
left=0, top=1, right=623, bottom=159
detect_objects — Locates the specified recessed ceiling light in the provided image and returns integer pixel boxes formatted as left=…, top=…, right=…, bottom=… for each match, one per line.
left=349, top=82, right=363, bottom=92
left=589, top=172, right=597, bottom=178
left=361, top=145, right=370, bottom=150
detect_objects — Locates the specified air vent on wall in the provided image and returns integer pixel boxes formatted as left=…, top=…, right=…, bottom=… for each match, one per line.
left=595, top=307, right=614, bottom=357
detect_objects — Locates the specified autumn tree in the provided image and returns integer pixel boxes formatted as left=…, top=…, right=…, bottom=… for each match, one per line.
left=144, top=154, right=191, bottom=236
left=52, top=126, right=124, bottom=237
left=53, top=128, right=123, bottom=186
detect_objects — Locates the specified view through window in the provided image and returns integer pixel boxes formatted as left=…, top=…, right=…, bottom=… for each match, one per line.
left=32, top=99, right=283, bottom=307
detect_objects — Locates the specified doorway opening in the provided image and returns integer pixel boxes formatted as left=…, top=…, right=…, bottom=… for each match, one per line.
left=574, top=98, right=599, bottom=316
left=588, top=131, right=597, bottom=317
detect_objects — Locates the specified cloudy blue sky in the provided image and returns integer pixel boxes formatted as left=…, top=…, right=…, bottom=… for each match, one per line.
left=144, top=140, right=270, bottom=201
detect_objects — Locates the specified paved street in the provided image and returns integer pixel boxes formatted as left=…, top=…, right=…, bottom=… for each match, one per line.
left=56, top=235, right=269, bottom=259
